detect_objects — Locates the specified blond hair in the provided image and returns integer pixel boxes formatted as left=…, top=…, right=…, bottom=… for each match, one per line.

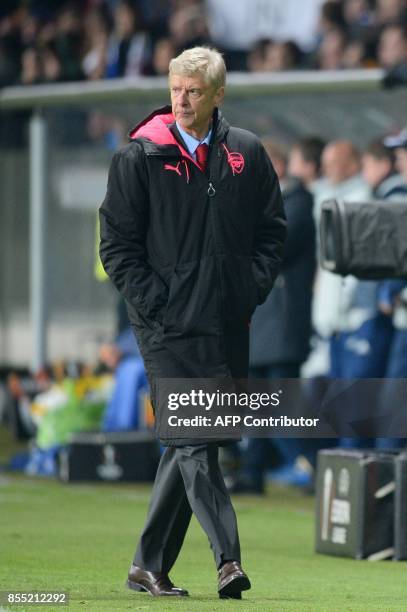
left=169, top=47, right=226, bottom=90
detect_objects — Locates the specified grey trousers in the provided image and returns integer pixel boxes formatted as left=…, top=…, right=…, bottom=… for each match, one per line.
left=134, top=443, right=241, bottom=573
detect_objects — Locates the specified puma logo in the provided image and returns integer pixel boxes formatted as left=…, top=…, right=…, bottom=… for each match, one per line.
left=164, top=162, right=182, bottom=176
left=163, top=160, right=190, bottom=183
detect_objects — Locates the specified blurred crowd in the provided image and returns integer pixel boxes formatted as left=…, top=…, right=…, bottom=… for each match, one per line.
left=0, top=0, right=406, bottom=88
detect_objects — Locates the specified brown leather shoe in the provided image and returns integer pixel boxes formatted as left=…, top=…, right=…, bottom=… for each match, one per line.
left=218, top=561, right=251, bottom=599
left=127, top=564, right=188, bottom=597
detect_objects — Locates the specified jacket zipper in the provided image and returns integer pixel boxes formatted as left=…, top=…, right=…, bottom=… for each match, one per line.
left=207, top=182, right=216, bottom=196
left=206, top=143, right=228, bottom=343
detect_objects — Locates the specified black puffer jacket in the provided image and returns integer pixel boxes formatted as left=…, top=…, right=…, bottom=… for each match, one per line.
left=99, top=106, right=286, bottom=443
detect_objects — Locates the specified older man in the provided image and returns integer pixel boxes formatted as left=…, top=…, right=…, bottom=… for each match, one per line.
left=99, top=47, right=286, bottom=599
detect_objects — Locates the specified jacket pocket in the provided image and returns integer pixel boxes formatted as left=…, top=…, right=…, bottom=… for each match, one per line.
left=163, top=258, right=220, bottom=336
left=221, top=254, right=260, bottom=323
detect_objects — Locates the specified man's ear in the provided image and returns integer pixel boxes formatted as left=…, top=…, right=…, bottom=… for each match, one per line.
left=215, top=86, right=225, bottom=107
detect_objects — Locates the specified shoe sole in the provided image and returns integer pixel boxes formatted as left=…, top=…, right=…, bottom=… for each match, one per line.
left=218, top=575, right=251, bottom=598
left=126, top=579, right=189, bottom=597
left=219, top=592, right=242, bottom=600
left=127, top=580, right=148, bottom=594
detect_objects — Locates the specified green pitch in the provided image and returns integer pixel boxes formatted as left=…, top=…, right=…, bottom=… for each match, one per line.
left=1, top=453, right=406, bottom=610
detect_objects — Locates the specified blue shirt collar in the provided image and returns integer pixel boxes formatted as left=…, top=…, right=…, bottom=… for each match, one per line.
left=176, top=122, right=212, bottom=157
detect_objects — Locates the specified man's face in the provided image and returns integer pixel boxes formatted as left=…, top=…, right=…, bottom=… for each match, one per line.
left=169, top=73, right=224, bottom=138
left=362, top=154, right=391, bottom=188
left=378, top=27, right=407, bottom=69
left=322, top=147, right=343, bottom=184
left=322, top=144, right=359, bottom=185
left=288, top=147, right=314, bottom=184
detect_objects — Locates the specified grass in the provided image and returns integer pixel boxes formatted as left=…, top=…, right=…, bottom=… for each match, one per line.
left=1, top=426, right=407, bottom=611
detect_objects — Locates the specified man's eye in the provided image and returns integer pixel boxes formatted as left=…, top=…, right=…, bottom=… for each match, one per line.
left=189, top=90, right=200, bottom=97
left=172, top=87, right=181, bottom=93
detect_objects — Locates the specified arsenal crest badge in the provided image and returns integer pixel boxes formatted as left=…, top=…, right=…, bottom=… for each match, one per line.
left=222, top=144, right=245, bottom=175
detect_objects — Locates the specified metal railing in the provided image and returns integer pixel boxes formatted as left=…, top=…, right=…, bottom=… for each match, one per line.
left=0, top=69, right=383, bottom=109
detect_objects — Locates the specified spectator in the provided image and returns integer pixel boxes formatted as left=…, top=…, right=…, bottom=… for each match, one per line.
left=288, top=135, right=327, bottom=378
left=317, top=28, right=347, bottom=70
left=312, top=141, right=370, bottom=369
left=53, top=5, right=84, bottom=81
left=378, top=22, right=407, bottom=70
left=375, top=0, right=406, bottom=25
left=262, top=40, right=302, bottom=72
left=81, top=6, right=111, bottom=80
left=342, top=38, right=367, bottom=68
left=168, top=2, right=210, bottom=55
left=20, top=10, right=41, bottom=49
left=106, top=0, right=151, bottom=78
left=151, top=37, right=176, bottom=76
left=136, top=0, right=171, bottom=43
left=318, top=1, right=347, bottom=36
left=362, top=138, right=407, bottom=199
left=20, top=46, right=41, bottom=85
left=41, top=42, right=63, bottom=82
left=343, top=0, right=376, bottom=65
left=86, top=110, right=127, bottom=150
left=234, top=139, right=316, bottom=493
left=36, top=19, right=57, bottom=49
left=344, top=0, right=374, bottom=31
left=288, top=136, right=327, bottom=194
left=99, top=328, right=148, bottom=432
left=250, top=139, right=316, bottom=380
left=319, top=140, right=365, bottom=199
left=0, top=8, right=23, bottom=86
left=246, top=39, right=272, bottom=72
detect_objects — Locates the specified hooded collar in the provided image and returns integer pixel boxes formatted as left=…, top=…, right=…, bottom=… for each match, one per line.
left=128, top=105, right=229, bottom=149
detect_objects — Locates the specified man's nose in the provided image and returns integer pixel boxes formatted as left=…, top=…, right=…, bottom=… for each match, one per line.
left=179, top=90, right=189, bottom=105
